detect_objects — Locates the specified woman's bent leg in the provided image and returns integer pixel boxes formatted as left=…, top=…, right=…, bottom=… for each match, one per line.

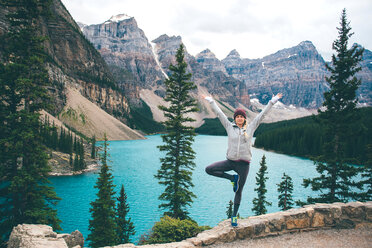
left=205, top=160, right=234, bottom=181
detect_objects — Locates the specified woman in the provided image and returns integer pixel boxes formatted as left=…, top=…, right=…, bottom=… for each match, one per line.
left=204, top=93, right=283, bottom=227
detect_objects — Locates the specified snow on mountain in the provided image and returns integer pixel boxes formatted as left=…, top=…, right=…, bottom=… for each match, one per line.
left=104, top=14, right=132, bottom=24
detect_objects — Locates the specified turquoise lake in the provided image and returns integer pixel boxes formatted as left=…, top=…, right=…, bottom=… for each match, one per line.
left=50, top=134, right=318, bottom=244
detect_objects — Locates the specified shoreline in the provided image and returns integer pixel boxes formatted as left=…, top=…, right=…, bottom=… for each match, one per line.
left=48, top=162, right=100, bottom=177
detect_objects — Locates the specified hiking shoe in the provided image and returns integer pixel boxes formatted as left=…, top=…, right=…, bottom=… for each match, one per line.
left=231, top=216, right=238, bottom=227
left=231, top=174, right=239, bottom=193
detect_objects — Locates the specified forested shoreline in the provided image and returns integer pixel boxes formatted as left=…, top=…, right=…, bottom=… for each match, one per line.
left=254, top=107, right=372, bottom=164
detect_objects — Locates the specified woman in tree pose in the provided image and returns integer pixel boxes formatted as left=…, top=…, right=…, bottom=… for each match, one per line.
left=204, top=93, right=282, bottom=227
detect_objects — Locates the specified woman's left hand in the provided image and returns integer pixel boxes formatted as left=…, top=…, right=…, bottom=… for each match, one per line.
left=271, top=93, right=283, bottom=104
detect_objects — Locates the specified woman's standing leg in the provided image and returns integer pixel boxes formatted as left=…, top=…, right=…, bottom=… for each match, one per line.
left=232, top=162, right=250, bottom=217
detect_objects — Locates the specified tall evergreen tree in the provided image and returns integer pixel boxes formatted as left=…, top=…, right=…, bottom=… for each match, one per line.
left=87, top=134, right=117, bottom=248
left=226, top=200, right=233, bottom=219
left=73, top=154, right=79, bottom=171
left=0, top=0, right=61, bottom=246
left=155, top=44, right=199, bottom=220
left=252, top=155, right=272, bottom=215
left=51, top=123, right=58, bottom=150
left=303, top=9, right=364, bottom=204
left=277, top=173, right=294, bottom=210
left=91, top=135, right=96, bottom=159
left=115, top=184, right=135, bottom=244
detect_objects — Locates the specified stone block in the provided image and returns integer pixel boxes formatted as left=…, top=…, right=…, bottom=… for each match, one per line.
left=312, top=211, right=325, bottom=227
left=355, top=222, right=372, bottom=229
left=364, top=201, right=372, bottom=222
left=254, top=223, right=266, bottom=236
left=240, top=217, right=267, bottom=238
left=341, top=201, right=366, bottom=220
left=284, top=207, right=313, bottom=230
left=263, top=212, right=286, bottom=232
left=335, top=218, right=356, bottom=229
left=185, top=237, right=202, bottom=246
left=195, top=230, right=219, bottom=246
left=234, top=220, right=254, bottom=240
left=192, top=219, right=237, bottom=246
left=312, top=203, right=342, bottom=227
left=214, top=226, right=236, bottom=243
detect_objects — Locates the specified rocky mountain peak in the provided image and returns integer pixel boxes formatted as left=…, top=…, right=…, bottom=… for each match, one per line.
left=196, top=49, right=227, bottom=75
left=82, top=15, right=166, bottom=105
left=226, top=49, right=241, bottom=58
left=299, top=40, right=316, bottom=49
left=196, top=49, right=215, bottom=58
left=262, top=40, right=321, bottom=63
left=152, top=34, right=190, bottom=65
left=152, top=34, right=182, bottom=45
left=151, top=34, right=188, bottom=67
left=106, top=13, right=132, bottom=23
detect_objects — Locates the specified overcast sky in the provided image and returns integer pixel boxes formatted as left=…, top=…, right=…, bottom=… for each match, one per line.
left=61, top=0, right=371, bottom=61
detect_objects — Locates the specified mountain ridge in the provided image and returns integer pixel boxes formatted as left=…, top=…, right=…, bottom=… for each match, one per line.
left=81, top=13, right=371, bottom=109
left=0, top=2, right=146, bottom=141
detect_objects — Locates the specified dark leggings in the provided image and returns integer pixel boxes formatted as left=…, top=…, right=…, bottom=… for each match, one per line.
left=205, top=160, right=250, bottom=216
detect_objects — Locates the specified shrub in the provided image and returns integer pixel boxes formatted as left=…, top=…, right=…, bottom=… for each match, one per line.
left=138, top=216, right=210, bottom=245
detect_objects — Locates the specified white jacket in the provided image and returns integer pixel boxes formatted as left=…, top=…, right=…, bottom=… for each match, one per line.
left=207, top=97, right=279, bottom=161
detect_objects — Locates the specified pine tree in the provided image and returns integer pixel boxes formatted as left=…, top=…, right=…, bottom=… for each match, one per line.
left=116, top=184, right=135, bottom=244
left=91, top=135, right=96, bottom=159
left=303, top=9, right=364, bottom=204
left=155, top=44, right=199, bottom=220
left=74, top=136, right=78, bottom=154
left=79, top=149, right=85, bottom=170
left=77, top=139, right=85, bottom=170
left=59, top=128, right=65, bottom=151
left=226, top=200, right=233, bottom=219
left=87, top=134, right=117, bottom=247
left=252, top=155, right=272, bottom=215
left=51, top=123, right=58, bottom=149
left=0, top=0, right=61, bottom=246
left=73, top=154, right=79, bottom=171
left=277, top=173, right=294, bottom=210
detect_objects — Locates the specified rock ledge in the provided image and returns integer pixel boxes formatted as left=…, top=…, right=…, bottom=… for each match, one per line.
left=7, top=224, right=83, bottom=248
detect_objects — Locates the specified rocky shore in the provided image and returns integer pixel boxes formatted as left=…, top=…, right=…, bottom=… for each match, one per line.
left=48, top=150, right=100, bottom=177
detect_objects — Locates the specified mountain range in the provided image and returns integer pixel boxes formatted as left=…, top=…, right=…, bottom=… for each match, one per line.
left=1, top=1, right=371, bottom=141
left=81, top=14, right=372, bottom=111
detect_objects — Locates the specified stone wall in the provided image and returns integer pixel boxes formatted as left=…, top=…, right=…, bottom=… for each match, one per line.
left=8, top=201, right=372, bottom=248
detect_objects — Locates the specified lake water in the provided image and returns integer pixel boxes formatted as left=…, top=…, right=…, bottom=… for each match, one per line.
left=50, top=134, right=318, bottom=244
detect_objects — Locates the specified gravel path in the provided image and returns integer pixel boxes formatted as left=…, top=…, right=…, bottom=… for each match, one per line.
left=208, top=228, right=372, bottom=248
